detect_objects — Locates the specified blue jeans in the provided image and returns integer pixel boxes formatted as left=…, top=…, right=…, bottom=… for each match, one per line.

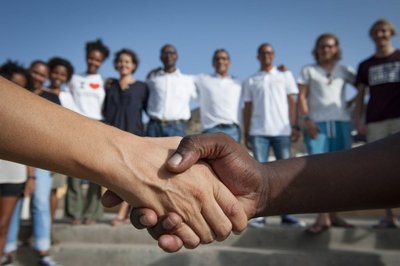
left=250, top=135, right=291, bottom=163
left=203, top=124, right=241, bottom=142
left=146, top=119, right=186, bottom=137
left=5, top=168, right=52, bottom=253
left=249, top=135, right=297, bottom=222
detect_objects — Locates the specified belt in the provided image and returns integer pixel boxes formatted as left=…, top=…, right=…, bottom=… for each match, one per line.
left=215, top=123, right=238, bottom=129
left=150, top=118, right=186, bottom=126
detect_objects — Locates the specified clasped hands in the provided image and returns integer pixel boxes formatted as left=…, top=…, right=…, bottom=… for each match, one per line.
left=102, top=133, right=266, bottom=252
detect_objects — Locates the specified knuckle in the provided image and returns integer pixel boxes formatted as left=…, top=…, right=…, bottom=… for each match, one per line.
left=183, top=237, right=201, bottom=249
left=215, top=223, right=232, bottom=241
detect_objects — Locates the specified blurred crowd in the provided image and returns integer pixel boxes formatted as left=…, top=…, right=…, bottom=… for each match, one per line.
left=0, top=18, right=399, bottom=266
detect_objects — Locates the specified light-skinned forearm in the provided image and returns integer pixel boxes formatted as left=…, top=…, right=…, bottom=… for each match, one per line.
left=0, top=77, right=248, bottom=243
left=0, top=77, right=133, bottom=188
left=261, top=133, right=400, bottom=216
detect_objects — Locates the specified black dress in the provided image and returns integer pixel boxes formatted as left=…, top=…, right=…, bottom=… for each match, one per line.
left=103, top=81, right=149, bottom=136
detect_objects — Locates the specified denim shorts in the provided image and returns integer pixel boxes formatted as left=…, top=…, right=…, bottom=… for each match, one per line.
left=303, top=121, right=351, bottom=155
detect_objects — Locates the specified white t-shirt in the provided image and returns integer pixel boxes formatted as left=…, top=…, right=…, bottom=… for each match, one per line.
left=146, top=69, right=197, bottom=121
left=68, top=73, right=105, bottom=120
left=242, top=67, right=298, bottom=136
left=0, top=160, right=27, bottom=184
left=195, top=73, right=242, bottom=130
left=297, top=64, right=355, bottom=122
left=59, top=90, right=81, bottom=114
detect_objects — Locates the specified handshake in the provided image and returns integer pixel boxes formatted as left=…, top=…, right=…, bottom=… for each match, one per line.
left=101, top=132, right=400, bottom=253
left=102, top=133, right=266, bottom=252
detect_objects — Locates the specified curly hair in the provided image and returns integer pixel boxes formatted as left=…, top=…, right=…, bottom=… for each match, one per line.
left=47, top=57, right=74, bottom=82
left=86, top=39, right=110, bottom=60
left=113, top=48, right=139, bottom=73
left=0, top=60, right=33, bottom=91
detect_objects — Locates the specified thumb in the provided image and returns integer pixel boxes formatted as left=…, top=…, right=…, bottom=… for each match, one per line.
left=166, top=135, right=203, bottom=173
left=166, top=133, right=232, bottom=173
left=101, top=189, right=124, bottom=208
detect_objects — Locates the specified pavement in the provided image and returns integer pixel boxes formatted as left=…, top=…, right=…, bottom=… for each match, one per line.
left=9, top=214, right=400, bottom=266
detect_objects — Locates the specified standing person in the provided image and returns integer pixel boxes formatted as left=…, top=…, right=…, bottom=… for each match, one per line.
left=0, top=61, right=34, bottom=266
left=30, top=60, right=50, bottom=95
left=4, top=60, right=63, bottom=266
left=103, top=49, right=149, bottom=225
left=146, top=44, right=197, bottom=137
left=194, top=49, right=242, bottom=142
left=298, top=33, right=357, bottom=234
left=6, top=57, right=74, bottom=266
left=66, top=39, right=110, bottom=225
left=46, top=57, right=77, bottom=226
left=355, top=19, right=400, bottom=229
left=242, top=43, right=304, bottom=228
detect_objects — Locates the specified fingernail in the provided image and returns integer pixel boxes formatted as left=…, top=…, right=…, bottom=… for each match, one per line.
left=162, top=217, right=174, bottom=230
left=168, top=153, right=182, bottom=166
left=139, top=215, right=149, bottom=226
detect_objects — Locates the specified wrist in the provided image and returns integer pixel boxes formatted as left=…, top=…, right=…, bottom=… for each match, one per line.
left=253, top=163, right=271, bottom=218
left=291, top=125, right=300, bottom=131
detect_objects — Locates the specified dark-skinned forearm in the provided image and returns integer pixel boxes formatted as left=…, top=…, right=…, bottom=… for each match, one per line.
left=258, top=134, right=400, bottom=217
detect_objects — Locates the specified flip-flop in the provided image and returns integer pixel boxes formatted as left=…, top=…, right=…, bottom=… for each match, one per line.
left=372, top=219, right=398, bottom=229
left=305, top=224, right=330, bottom=235
left=331, top=219, right=355, bottom=228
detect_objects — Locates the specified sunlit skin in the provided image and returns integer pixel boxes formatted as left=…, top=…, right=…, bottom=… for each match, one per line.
left=116, top=53, right=137, bottom=89
left=160, top=45, right=178, bottom=73
left=258, top=45, right=275, bottom=71
left=29, top=63, right=49, bottom=94
left=371, top=24, right=395, bottom=57
left=87, top=50, right=105, bottom=75
left=49, top=65, right=69, bottom=94
left=316, top=37, right=338, bottom=67
left=213, top=51, right=230, bottom=77
left=10, top=73, right=28, bottom=88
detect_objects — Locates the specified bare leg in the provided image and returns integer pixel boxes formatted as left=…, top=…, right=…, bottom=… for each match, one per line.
left=112, top=202, right=130, bottom=226
left=50, top=189, right=58, bottom=223
left=305, top=213, right=331, bottom=234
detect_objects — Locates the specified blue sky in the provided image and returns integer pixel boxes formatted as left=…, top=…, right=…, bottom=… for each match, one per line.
left=1, top=0, right=399, bottom=91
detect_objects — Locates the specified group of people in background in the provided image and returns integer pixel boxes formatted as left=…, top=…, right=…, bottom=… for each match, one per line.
left=0, top=18, right=399, bottom=266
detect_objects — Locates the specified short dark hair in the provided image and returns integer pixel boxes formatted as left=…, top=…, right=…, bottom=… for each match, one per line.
left=86, top=39, right=110, bottom=60
left=257, top=43, right=274, bottom=55
left=212, top=49, right=230, bottom=61
left=29, top=60, right=48, bottom=70
left=0, top=60, right=33, bottom=91
left=312, top=33, right=342, bottom=63
left=113, top=48, right=139, bottom=73
left=47, top=57, right=74, bottom=82
left=160, top=44, right=177, bottom=54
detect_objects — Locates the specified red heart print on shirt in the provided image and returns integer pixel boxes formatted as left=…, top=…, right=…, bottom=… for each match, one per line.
left=89, top=83, right=100, bottom=90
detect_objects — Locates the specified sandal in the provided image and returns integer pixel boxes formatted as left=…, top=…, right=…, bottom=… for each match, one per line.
left=305, top=224, right=330, bottom=235
left=83, top=218, right=97, bottom=225
left=372, top=219, right=398, bottom=229
left=331, top=218, right=354, bottom=228
left=71, top=219, right=81, bottom=225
